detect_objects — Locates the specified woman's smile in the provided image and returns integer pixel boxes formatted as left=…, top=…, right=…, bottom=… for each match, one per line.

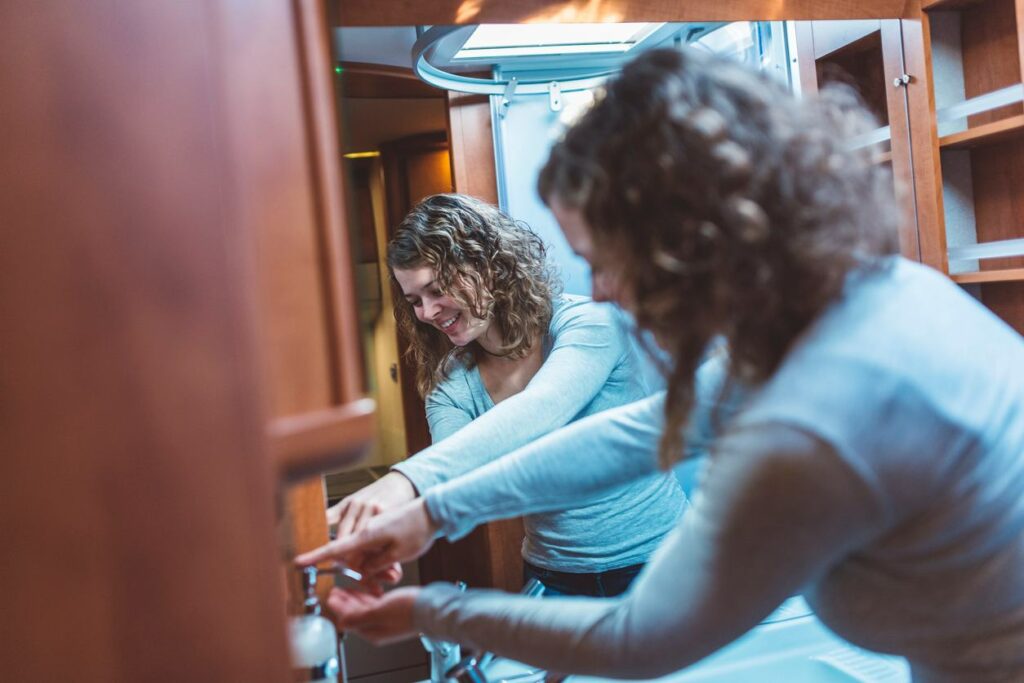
left=438, top=311, right=461, bottom=332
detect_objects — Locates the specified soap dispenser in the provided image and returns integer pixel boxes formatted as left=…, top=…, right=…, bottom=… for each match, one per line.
left=289, top=566, right=343, bottom=683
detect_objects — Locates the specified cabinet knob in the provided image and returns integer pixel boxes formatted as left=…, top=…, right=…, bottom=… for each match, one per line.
left=893, top=73, right=912, bottom=88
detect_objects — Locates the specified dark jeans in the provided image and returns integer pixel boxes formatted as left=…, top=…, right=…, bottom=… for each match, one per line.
left=523, top=560, right=644, bottom=598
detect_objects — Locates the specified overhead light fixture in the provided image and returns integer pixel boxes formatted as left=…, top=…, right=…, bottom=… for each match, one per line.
left=453, top=23, right=663, bottom=60
left=343, top=151, right=380, bottom=159
left=410, top=23, right=723, bottom=105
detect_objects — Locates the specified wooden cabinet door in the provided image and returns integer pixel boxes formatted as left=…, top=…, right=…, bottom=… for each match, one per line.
left=243, top=0, right=375, bottom=603
left=1, top=0, right=373, bottom=679
left=0, top=1, right=324, bottom=681
left=793, top=19, right=925, bottom=262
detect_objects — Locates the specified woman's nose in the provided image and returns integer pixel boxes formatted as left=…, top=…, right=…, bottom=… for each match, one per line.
left=420, top=297, right=442, bottom=321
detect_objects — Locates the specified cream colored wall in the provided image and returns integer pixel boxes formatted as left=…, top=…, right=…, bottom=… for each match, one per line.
left=364, top=158, right=408, bottom=467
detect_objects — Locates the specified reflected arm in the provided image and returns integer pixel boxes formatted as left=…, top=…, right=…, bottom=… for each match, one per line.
left=425, top=392, right=666, bottom=540
left=393, top=304, right=631, bottom=492
left=424, top=352, right=734, bottom=540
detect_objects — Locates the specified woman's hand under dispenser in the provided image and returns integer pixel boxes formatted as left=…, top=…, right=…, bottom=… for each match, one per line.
left=326, top=586, right=421, bottom=646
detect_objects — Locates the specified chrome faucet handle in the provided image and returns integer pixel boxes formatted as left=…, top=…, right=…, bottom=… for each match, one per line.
left=446, top=654, right=488, bottom=683
left=315, top=563, right=365, bottom=583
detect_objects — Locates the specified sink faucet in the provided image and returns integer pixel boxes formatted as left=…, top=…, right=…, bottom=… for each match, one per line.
left=420, top=582, right=467, bottom=682
left=422, top=635, right=462, bottom=683
left=443, top=578, right=547, bottom=683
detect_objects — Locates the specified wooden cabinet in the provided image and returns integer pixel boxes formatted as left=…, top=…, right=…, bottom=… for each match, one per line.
left=1, top=0, right=372, bottom=680
left=0, top=1, right=344, bottom=681
left=247, top=0, right=375, bottom=594
left=792, top=11, right=1024, bottom=335
left=258, top=1, right=375, bottom=485
left=916, top=0, right=1024, bottom=333
left=793, top=20, right=928, bottom=263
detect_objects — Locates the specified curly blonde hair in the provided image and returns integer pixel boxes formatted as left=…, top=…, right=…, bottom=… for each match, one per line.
left=387, top=194, right=560, bottom=397
left=539, top=48, right=899, bottom=469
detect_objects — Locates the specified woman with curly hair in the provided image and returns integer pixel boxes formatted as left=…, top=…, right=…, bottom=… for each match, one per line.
left=327, top=192, right=685, bottom=597
left=302, top=49, right=1024, bottom=680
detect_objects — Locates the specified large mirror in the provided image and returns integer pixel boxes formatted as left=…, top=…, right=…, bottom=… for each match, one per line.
left=326, top=15, right=914, bottom=493
left=321, top=19, right=917, bottom=681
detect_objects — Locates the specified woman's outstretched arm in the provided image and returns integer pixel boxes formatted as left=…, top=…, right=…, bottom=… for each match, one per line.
left=304, top=355, right=736, bottom=570
left=413, top=423, right=886, bottom=679
left=393, top=303, right=634, bottom=491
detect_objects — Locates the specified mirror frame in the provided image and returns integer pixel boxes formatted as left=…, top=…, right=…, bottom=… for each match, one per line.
left=333, top=0, right=923, bottom=27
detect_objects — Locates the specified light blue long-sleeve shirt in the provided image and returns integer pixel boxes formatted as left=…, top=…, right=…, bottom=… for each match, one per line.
left=414, top=258, right=1024, bottom=681
left=424, top=353, right=732, bottom=542
left=392, top=295, right=685, bottom=572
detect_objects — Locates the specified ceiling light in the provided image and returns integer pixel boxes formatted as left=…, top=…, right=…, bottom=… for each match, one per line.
left=454, top=23, right=664, bottom=60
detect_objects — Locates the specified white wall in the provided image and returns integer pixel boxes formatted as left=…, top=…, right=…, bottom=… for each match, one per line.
left=496, top=90, right=595, bottom=296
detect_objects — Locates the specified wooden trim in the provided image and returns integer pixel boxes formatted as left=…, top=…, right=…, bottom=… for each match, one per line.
left=902, top=16, right=949, bottom=271
left=921, top=0, right=989, bottom=10
left=334, top=0, right=923, bottom=27
left=447, top=91, right=499, bottom=204
left=951, top=268, right=1024, bottom=283
left=379, top=131, right=452, bottom=457
left=881, top=20, right=921, bottom=261
left=269, top=398, right=377, bottom=480
left=296, top=0, right=367, bottom=406
left=341, top=61, right=423, bottom=80
left=339, top=61, right=445, bottom=99
left=939, top=114, right=1024, bottom=149
left=1017, top=0, right=1024, bottom=99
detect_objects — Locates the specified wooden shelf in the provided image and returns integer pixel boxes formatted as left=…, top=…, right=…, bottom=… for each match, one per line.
left=951, top=268, right=1024, bottom=284
left=872, top=150, right=893, bottom=164
left=939, top=115, right=1024, bottom=150
left=269, top=398, right=376, bottom=482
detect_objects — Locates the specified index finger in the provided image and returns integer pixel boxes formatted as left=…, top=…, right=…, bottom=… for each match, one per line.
left=294, top=538, right=351, bottom=568
left=294, top=527, right=382, bottom=567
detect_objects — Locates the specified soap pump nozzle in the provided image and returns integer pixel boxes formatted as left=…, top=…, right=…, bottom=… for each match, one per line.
left=301, top=565, right=322, bottom=615
left=290, top=565, right=343, bottom=683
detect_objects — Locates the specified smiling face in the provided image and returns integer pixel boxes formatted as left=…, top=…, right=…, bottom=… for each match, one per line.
left=392, top=266, right=493, bottom=348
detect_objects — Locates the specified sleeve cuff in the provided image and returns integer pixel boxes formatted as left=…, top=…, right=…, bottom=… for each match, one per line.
left=390, top=460, right=443, bottom=495
left=423, top=488, right=478, bottom=541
